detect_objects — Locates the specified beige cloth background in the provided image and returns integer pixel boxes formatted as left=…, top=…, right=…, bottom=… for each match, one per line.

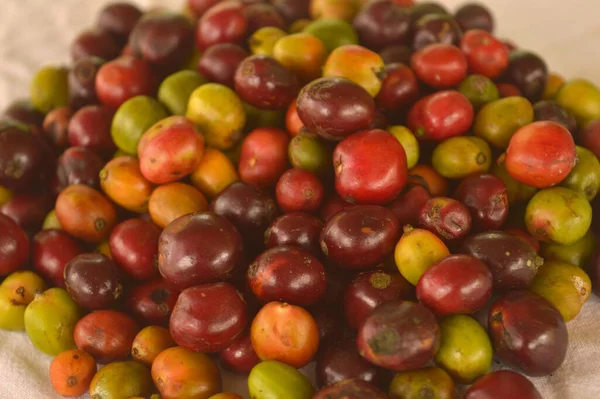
left=1, top=0, right=599, bottom=398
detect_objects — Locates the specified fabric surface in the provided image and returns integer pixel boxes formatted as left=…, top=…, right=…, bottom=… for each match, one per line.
left=1, top=0, right=600, bottom=398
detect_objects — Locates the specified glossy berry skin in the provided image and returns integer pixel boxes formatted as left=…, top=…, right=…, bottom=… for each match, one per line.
left=343, top=270, right=413, bottom=330
left=197, top=43, right=249, bottom=88
left=412, top=14, right=462, bottom=51
left=416, top=254, right=493, bottom=316
left=488, top=291, right=568, bottom=377
left=460, top=30, right=509, bottom=79
left=0, top=214, right=30, bottom=276
left=334, top=129, right=408, bottom=205
left=411, top=44, right=468, bottom=88
left=316, top=339, right=389, bottom=389
left=68, top=57, right=105, bottom=109
left=389, top=185, right=432, bottom=228
left=357, top=300, right=440, bottom=371
left=320, top=205, right=400, bottom=270
left=196, top=1, right=249, bottom=51
left=454, top=3, right=494, bottom=33
left=296, top=77, right=376, bottom=140
left=502, top=51, right=548, bottom=102
left=97, top=2, right=143, bottom=43
left=247, top=246, right=327, bottom=306
left=219, top=332, right=260, bottom=374
left=455, top=173, right=509, bottom=231
left=70, top=29, right=121, bottom=62
left=313, top=380, right=388, bottom=399
left=170, top=282, right=248, bottom=353
left=109, top=219, right=161, bottom=281
left=1, top=194, right=53, bottom=235
left=353, top=0, right=411, bottom=50
left=465, top=370, right=542, bottom=399
left=238, top=127, right=290, bottom=189
left=408, top=90, right=474, bottom=142
left=56, top=147, right=104, bottom=190
left=33, top=229, right=83, bottom=288
left=95, top=55, right=157, bottom=109
left=67, top=105, right=116, bottom=157
left=505, top=121, right=576, bottom=188
left=245, top=3, right=286, bottom=34
left=129, top=13, right=195, bottom=70
left=418, top=197, right=472, bottom=241
left=64, top=253, right=123, bottom=310
left=158, top=212, right=244, bottom=290
left=126, top=278, right=180, bottom=327
left=234, top=55, right=300, bottom=110
left=275, top=169, right=324, bottom=213
left=376, top=63, right=420, bottom=114
left=264, top=212, right=323, bottom=257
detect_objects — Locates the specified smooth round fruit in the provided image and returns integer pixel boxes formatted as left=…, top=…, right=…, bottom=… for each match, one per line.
left=387, top=126, right=419, bottom=169
left=321, top=205, right=400, bottom=270
left=314, top=379, right=387, bottom=399
left=465, top=370, right=543, bottom=399
left=67, top=105, right=116, bottom=157
left=152, top=346, right=221, bottom=399
left=0, top=271, right=47, bottom=330
left=412, top=14, right=462, bottom=51
left=29, top=66, right=69, bottom=113
left=303, top=18, right=358, bottom=53
left=239, top=127, right=290, bottom=189
left=432, top=136, right=491, bottom=179
left=95, top=55, right=157, bottom=109
left=454, top=2, right=493, bottom=32
left=43, top=106, right=72, bottom=149
left=273, top=32, right=327, bottom=83
left=434, top=315, right=492, bottom=383
left=74, top=310, right=139, bottom=364
left=555, top=79, right=600, bottom=125
left=109, top=219, right=160, bottom=281
left=248, top=246, right=326, bottom=306
left=562, top=146, right=600, bottom=201
left=353, top=0, right=410, bottom=50
left=251, top=301, right=319, bottom=368
left=111, top=95, right=169, bottom=155
left=158, top=212, right=243, bottom=288
left=0, top=214, right=30, bottom=276
left=248, top=360, right=314, bottom=399
left=503, top=51, right=548, bottom=102
left=310, top=0, right=360, bottom=21
left=275, top=168, right=324, bottom=213
left=334, top=129, right=408, bottom=204
left=491, top=160, right=538, bottom=204
left=199, top=43, right=249, bottom=87
left=264, top=212, right=322, bottom=256
left=1, top=193, right=53, bottom=234
left=377, top=64, right=420, bottom=115
left=458, top=74, right=499, bottom=110
left=541, top=230, right=595, bottom=268
left=533, top=100, right=578, bottom=134
left=148, top=182, right=208, bottom=229
left=418, top=197, right=472, bottom=241
left=190, top=148, right=239, bottom=199
left=316, top=338, right=389, bottom=389
left=460, top=30, right=509, bottom=78
left=170, top=283, right=248, bottom=353
left=64, top=253, right=123, bottom=310
left=219, top=332, right=261, bottom=374
left=529, top=260, right=592, bottom=322
left=89, top=361, right=154, bottom=399
left=55, top=185, right=117, bottom=243
left=158, top=70, right=206, bottom=115
left=99, top=156, right=153, bottom=213
left=126, top=278, right=179, bottom=327
left=195, top=1, right=249, bottom=51
left=455, top=173, right=509, bottom=231
left=417, top=255, right=493, bottom=315
left=395, top=227, right=450, bottom=285
left=296, top=77, right=376, bottom=140
left=411, top=44, right=468, bottom=88
left=408, top=91, right=474, bottom=142
left=210, top=181, right=279, bottom=253
left=488, top=291, right=568, bottom=376
left=24, top=288, right=82, bottom=355
left=49, top=349, right=97, bottom=397
left=97, top=2, right=142, bottom=42
left=32, top=229, right=82, bottom=287
left=525, top=187, right=592, bottom=245
left=388, top=367, right=455, bottom=399
left=474, top=96, right=534, bottom=149
left=322, top=44, right=385, bottom=97
left=343, top=270, right=413, bottom=330
left=249, top=27, right=287, bottom=56
left=234, top=55, right=300, bottom=110
left=505, top=121, right=576, bottom=188
left=71, top=28, right=120, bottom=61
left=186, top=83, right=246, bottom=150
left=357, top=300, right=440, bottom=371
left=57, top=147, right=105, bottom=190
left=388, top=185, right=431, bottom=227
left=68, top=56, right=104, bottom=109
left=131, top=326, right=176, bottom=366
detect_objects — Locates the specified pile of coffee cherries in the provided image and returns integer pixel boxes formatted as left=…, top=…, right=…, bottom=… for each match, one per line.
left=1, top=0, right=600, bottom=398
